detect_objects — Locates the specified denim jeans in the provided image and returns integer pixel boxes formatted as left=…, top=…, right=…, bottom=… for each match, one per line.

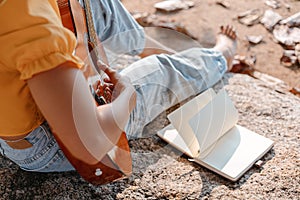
left=0, top=122, right=75, bottom=172
left=123, top=48, right=227, bottom=139
left=78, top=0, right=145, bottom=57
left=0, top=0, right=227, bottom=172
left=0, top=47, right=226, bottom=172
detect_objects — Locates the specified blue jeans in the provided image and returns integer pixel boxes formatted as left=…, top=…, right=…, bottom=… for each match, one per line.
left=78, top=0, right=145, bottom=56
left=123, top=48, right=227, bottom=139
left=0, top=0, right=227, bottom=172
left=0, top=48, right=226, bottom=172
left=0, top=122, right=75, bottom=172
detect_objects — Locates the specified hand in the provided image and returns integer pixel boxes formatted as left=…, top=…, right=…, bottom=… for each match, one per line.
left=93, top=79, right=113, bottom=103
left=97, top=61, right=135, bottom=102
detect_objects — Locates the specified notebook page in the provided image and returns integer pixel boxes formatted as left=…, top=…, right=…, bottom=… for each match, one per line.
left=157, top=124, right=194, bottom=157
left=167, top=88, right=216, bottom=157
left=157, top=124, right=274, bottom=181
left=189, top=89, right=238, bottom=156
left=195, top=125, right=274, bottom=181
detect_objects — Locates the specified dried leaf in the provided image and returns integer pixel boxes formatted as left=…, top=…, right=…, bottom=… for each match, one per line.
left=290, top=87, right=300, bottom=97
left=260, top=10, right=282, bottom=31
left=230, top=55, right=256, bottom=76
left=154, top=0, right=194, bottom=12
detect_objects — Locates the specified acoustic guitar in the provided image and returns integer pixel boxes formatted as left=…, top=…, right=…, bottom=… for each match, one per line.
left=56, top=0, right=132, bottom=185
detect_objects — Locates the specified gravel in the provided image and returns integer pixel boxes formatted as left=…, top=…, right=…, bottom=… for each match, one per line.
left=0, top=73, right=299, bottom=199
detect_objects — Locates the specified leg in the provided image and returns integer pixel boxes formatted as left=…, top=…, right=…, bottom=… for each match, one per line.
left=123, top=26, right=237, bottom=139
left=85, top=0, right=145, bottom=56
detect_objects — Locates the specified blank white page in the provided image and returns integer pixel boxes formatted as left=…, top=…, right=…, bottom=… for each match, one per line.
left=167, top=88, right=216, bottom=157
left=157, top=125, right=274, bottom=181
left=157, top=124, right=193, bottom=157
left=195, top=125, right=274, bottom=181
left=189, top=89, right=239, bottom=155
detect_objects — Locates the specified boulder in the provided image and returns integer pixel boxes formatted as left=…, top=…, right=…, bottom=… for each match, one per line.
left=0, top=73, right=299, bottom=199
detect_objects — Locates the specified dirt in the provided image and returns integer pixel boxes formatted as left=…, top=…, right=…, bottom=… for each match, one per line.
left=122, top=0, right=300, bottom=89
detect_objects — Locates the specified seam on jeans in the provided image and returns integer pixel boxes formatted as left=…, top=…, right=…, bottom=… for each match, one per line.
left=16, top=122, right=57, bottom=165
left=26, top=127, right=44, bottom=145
left=20, top=149, right=64, bottom=172
left=15, top=137, right=57, bottom=166
left=43, top=149, right=64, bottom=170
left=40, top=124, right=51, bottom=142
left=20, top=122, right=48, bottom=145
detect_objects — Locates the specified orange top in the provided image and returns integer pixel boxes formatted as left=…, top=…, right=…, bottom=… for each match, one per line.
left=0, top=0, right=83, bottom=136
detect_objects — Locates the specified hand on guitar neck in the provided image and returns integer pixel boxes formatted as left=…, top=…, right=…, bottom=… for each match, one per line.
left=26, top=0, right=136, bottom=185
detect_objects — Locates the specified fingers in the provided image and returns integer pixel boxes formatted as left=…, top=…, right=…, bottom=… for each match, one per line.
left=97, top=60, right=121, bottom=84
left=96, top=60, right=109, bottom=72
left=103, top=87, right=112, bottom=103
left=96, top=60, right=134, bottom=101
left=103, top=77, right=111, bottom=83
left=95, top=83, right=112, bottom=103
left=92, top=80, right=101, bottom=91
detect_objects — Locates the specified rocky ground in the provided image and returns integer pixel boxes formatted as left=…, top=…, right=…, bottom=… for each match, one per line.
left=0, top=73, right=299, bottom=199
left=123, top=0, right=300, bottom=89
left=0, top=0, right=300, bottom=199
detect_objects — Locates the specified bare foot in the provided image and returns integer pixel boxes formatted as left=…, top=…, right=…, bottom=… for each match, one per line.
left=213, top=25, right=237, bottom=71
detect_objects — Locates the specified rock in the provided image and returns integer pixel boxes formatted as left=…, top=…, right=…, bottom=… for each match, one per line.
left=216, top=0, right=230, bottom=9
left=296, top=43, right=300, bottom=63
left=237, top=9, right=262, bottom=26
left=280, top=12, right=300, bottom=28
left=264, top=0, right=281, bottom=9
left=0, top=73, right=299, bottom=199
left=273, top=25, right=300, bottom=49
left=246, top=35, right=264, bottom=44
left=132, top=12, right=197, bottom=39
left=260, top=9, right=282, bottom=31
left=280, top=50, right=299, bottom=68
left=154, top=0, right=194, bottom=12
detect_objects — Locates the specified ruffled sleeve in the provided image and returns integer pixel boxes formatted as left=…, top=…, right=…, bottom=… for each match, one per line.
left=0, top=0, right=83, bottom=80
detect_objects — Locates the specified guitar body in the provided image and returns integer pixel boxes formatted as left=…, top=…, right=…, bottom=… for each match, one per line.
left=56, top=0, right=132, bottom=185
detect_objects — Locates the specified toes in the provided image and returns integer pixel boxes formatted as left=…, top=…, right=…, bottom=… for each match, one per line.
left=229, top=26, right=237, bottom=39
left=226, top=25, right=233, bottom=37
left=225, top=25, right=230, bottom=35
left=219, top=25, right=225, bottom=34
left=220, top=25, right=237, bottom=40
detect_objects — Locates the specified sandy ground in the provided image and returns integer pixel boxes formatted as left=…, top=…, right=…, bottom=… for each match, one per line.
left=122, top=0, right=300, bottom=89
left=0, top=1, right=299, bottom=199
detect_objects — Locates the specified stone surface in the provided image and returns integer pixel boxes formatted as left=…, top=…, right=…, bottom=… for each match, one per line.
left=0, top=73, right=299, bottom=199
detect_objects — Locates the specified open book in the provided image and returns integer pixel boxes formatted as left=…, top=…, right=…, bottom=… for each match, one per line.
left=157, top=88, right=274, bottom=181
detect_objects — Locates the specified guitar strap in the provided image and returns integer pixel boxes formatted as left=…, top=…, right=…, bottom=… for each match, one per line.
left=56, top=0, right=132, bottom=185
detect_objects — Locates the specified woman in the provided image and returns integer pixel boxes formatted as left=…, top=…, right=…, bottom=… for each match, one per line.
left=0, top=0, right=236, bottom=185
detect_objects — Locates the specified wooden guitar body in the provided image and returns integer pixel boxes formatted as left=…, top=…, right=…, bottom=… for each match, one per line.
left=56, top=0, right=132, bottom=185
